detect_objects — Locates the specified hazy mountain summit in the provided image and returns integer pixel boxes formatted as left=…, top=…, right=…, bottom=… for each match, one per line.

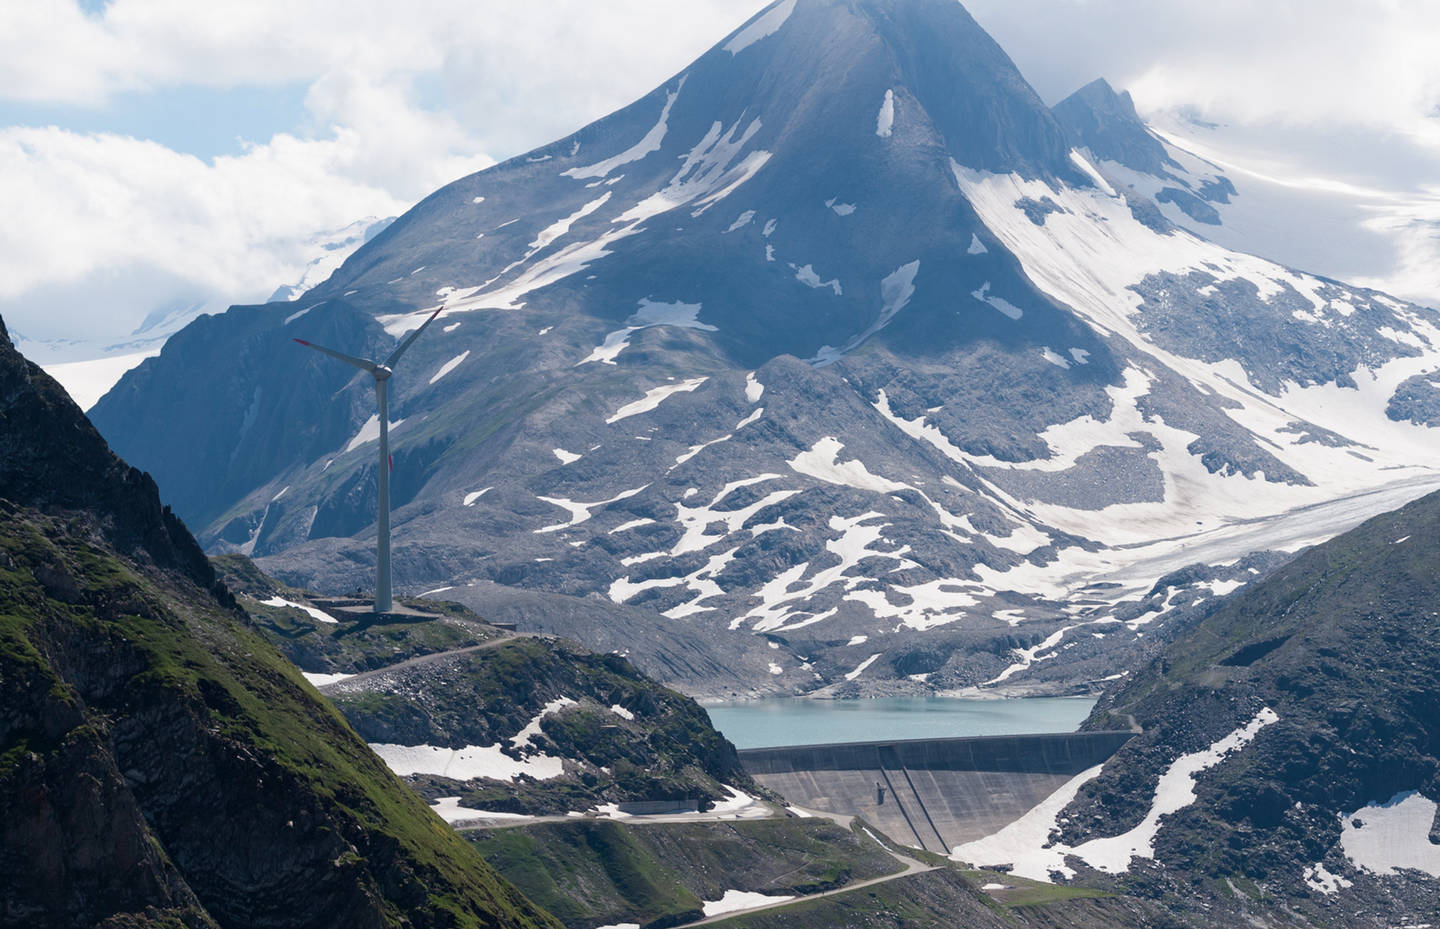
left=90, top=0, right=1440, bottom=699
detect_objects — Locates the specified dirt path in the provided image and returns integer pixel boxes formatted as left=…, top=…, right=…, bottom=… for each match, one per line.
left=453, top=800, right=939, bottom=929
left=671, top=817, right=937, bottom=928
left=318, top=632, right=527, bottom=693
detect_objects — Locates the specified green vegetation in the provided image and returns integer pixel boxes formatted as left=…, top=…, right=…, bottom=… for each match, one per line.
left=329, top=633, right=757, bottom=815
left=467, top=817, right=902, bottom=929
left=469, top=820, right=702, bottom=928
left=1, top=509, right=559, bottom=929
left=214, top=553, right=497, bottom=674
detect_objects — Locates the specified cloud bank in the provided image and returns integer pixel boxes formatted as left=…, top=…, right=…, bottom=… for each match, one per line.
left=3, top=0, right=1438, bottom=351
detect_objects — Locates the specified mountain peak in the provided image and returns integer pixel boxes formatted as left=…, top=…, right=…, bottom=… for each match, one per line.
left=1053, top=76, right=1176, bottom=176
left=713, top=0, right=1085, bottom=181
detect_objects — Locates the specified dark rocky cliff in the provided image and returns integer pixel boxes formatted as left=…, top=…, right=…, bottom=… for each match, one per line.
left=1056, top=489, right=1440, bottom=925
left=0, top=313, right=558, bottom=929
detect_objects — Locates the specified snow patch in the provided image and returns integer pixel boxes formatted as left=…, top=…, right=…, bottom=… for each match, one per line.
left=284, top=303, right=321, bottom=325
left=301, top=671, right=352, bottom=686
left=1068, top=150, right=1117, bottom=197
left=810, top=260, right=919, bottom=366
left=745, top=372, right=765, bottom=403
left=344, top=414, right=404, bottom=453
left=876, top=89, right=895, bottom=138
left=726, top=210, right=756, bottom=233
left=794, top=263, right=843, bottom=295
left=844, top=653, right=882, bottom=681
left=723, top=0, right=796, bottom=55
left=512, top=697, right=577, bottom=749
left=606, top=377, right=707, bottom=423
left=536, top=485, right=649, bottom=533
left=370, top=742, right=566, bottom=782
left=563, top=79, right=684, bottom=180
left=951, top=764, right=1105, bottom=881
left=954, top=707, right=1278, bottom=881
left=610, top=704, right=635, bottom=721
left=429, top=350, right=470, bottom=385
left=1303, top=862, right=1353, bottom=895
left=262, top=596, right=336, bottom=625
left=430, top=797, right=528, bottom=823
left=463, top=487, right=492, bottom=506
left=552, top=447, right=582, bottom=465
left=971, top=281, right=1023, bottom=320
left=528, top=193, right=612, bottom=252
left=1340, top=791, right=1440, bottom=877
left=702, top=890, right=794, bottom=917
left=790, top=437, right=908, bottom=493
left=580, top=298, right=716, bottom=366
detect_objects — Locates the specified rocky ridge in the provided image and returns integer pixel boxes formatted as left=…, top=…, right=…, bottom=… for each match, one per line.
left=90, top=0, right=1440, bottom=700
left=955, top=488, right=1440, bottom=927
left=0, top=312, right=556, bottom=929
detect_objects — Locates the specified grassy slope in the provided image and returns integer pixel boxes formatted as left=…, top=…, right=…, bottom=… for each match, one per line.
left=466, top=818, right=903, bottom=929
left=0, top=506, right=559, bottom=929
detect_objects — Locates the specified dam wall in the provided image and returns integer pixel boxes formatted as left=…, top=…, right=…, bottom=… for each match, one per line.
left=740, top=731, right=1134, bottom=854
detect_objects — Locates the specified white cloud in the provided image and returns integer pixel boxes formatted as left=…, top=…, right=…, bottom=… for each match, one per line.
left=5, top=1, right=1440, bottom=350
left=0, top=1, right=770, bottom=157
left=0, top=1, right=770, bottom=351
left=0, top=124, right=405, bottom=342
left=963, top=0, right=1440, bottom=145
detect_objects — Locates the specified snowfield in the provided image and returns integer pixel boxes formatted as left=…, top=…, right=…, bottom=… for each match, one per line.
left=953, top=708, right=1279, bottom=880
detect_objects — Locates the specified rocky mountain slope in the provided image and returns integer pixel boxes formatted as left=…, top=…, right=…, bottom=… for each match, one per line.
left=91, top=0, right=1440, bottom=699
left=0, top=313, right=556, bottom=928
left=214, top=555, right=760, bottom=817
left=953, top=488, right=1440, bottom=927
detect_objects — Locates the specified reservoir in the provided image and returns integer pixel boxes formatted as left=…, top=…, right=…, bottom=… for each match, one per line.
left=704, top=696, right=1097, bottom=749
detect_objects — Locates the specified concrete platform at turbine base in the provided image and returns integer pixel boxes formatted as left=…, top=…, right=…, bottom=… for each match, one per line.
left=309, top=597, right=444, bottom=623
left=739, top=731, right=1135, bottom=855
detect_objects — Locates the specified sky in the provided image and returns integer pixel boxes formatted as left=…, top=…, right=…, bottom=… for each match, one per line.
left=4, top=0, right=1439, bottom=359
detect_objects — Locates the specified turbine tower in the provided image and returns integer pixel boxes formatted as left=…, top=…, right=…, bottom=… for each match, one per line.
left=294, top=306, right=443, bottom=613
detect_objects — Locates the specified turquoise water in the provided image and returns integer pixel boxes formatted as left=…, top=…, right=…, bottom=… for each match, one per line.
left=704, top=696, right=1097, bottom=750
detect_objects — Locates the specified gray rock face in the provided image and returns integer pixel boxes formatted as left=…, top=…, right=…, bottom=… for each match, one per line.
left=1131, top=271, right=1426, bottom=395
left=1052, top=78, right=1177, bottom=178
left=1386, top=370, right=1440, bottom=426
left=1037, top=491, right=1440, bottom=927
left=88, top=0, right=1440, bottom=701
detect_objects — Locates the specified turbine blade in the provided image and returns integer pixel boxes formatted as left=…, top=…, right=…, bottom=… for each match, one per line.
left=294, top=338, right=380, bottom=374
left=383, top=306, right=444, bottom=369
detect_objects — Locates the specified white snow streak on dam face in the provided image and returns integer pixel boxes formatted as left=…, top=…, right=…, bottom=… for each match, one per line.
left=740, top=731, right=1135, bottom=856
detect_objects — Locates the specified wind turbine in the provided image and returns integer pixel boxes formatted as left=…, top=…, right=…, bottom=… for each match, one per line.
left=294, top=306, right=443, bottom=613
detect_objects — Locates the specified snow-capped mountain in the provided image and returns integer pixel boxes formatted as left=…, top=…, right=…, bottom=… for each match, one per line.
left=265, top=216, right=396, bottom=303
left=1056, top=78, right=1440, bottom=311
left=91, top=0, right=1440, bottom=698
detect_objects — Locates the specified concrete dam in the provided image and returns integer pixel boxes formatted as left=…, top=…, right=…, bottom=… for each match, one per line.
left=739, top=731, right=1135, bottom=855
